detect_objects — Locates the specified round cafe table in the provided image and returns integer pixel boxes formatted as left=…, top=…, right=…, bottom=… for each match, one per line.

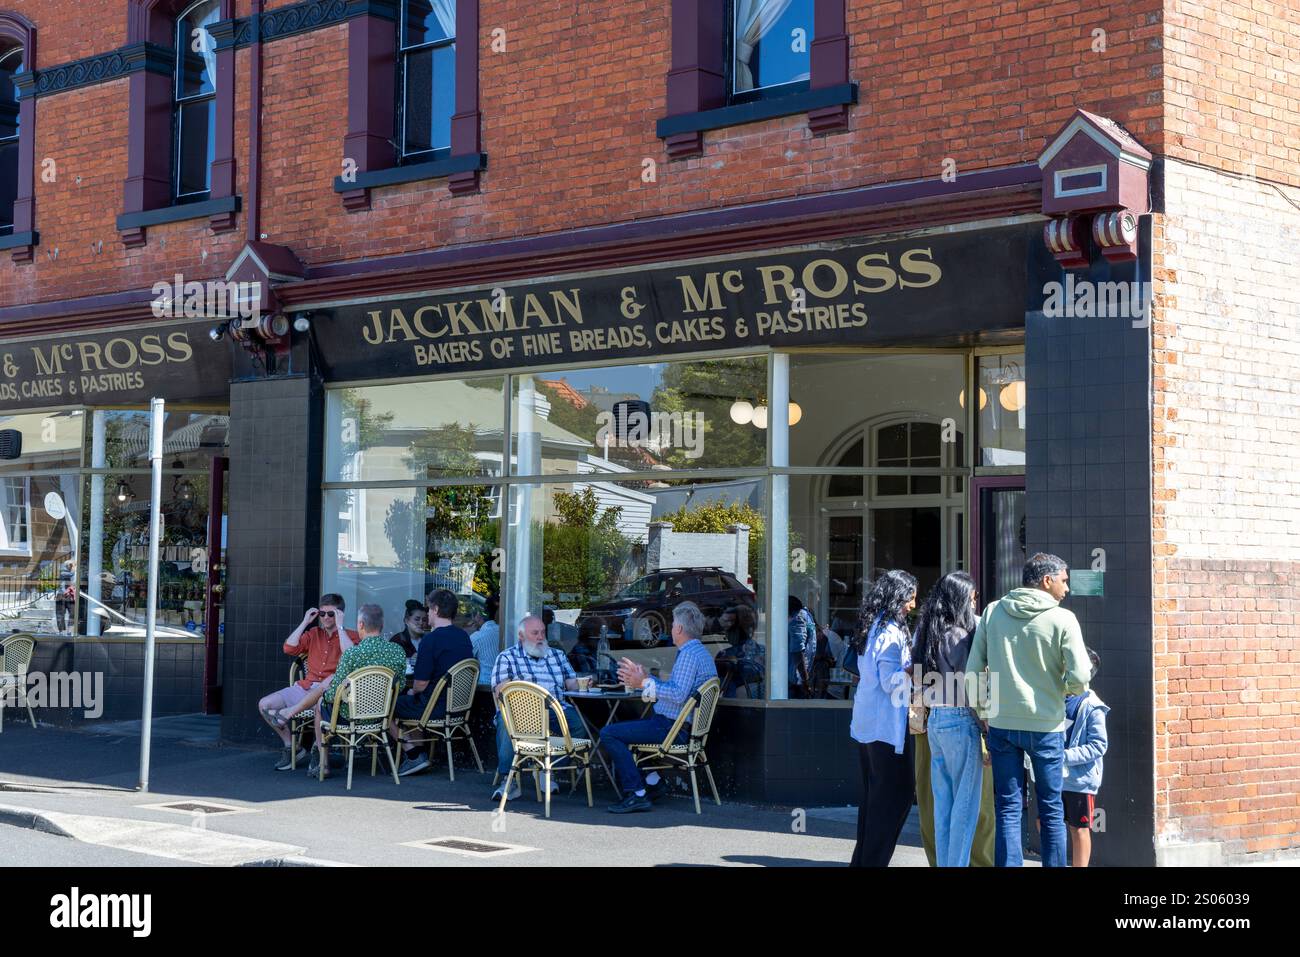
left=562, top=688, right=651, bottom=799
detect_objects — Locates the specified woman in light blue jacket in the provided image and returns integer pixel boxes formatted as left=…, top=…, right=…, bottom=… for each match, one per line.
left=849, top=569, right=918, bottom=867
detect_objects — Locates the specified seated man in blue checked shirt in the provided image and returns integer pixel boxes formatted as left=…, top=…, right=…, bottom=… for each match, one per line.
left=491, top=613, right=585, bottom=803
left=604, top=601, right=718, bottom=813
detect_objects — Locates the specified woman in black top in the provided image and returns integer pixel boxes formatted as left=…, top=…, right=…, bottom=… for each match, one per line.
left=389, top=600, right=428, bottom=667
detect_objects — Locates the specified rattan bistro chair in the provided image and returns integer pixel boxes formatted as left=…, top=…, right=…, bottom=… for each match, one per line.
left=0, top=634, right=37, bottom=732
left=317, top=666, right=402, bottom=790
left=497, top=680, right=594, bottom=818
left=288, top=653, right=314, bottom=770
left=394, top=657, right=484, bottom=781
left=631, top=677, right=722, bottom=814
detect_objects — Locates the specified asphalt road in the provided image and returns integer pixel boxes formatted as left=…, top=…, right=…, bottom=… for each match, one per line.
left=0, top=719, right=920, bottom=867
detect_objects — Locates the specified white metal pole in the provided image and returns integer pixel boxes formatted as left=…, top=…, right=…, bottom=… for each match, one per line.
left=768, top=355, right=790, bottom=699
left=138, top=398, right=164, bottom=792
left=88, top=412, right=106, bottom=637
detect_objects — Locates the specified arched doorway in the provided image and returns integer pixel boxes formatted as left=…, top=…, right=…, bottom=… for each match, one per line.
left=813, top=413, right=966, bottom=628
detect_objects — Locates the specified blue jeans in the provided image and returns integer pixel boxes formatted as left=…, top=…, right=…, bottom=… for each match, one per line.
left=987, top=725, right=1067, bottom=867
left=495, top=702, right=585, bottom=776
left=599, top=714, right=686, bottom=793
left=928, top=707, right=984, bottom=867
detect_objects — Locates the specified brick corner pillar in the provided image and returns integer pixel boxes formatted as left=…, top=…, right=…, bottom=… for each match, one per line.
left=220, top=373, right=325, bottom=745
left=1023, top=217, right=1156, bottom=866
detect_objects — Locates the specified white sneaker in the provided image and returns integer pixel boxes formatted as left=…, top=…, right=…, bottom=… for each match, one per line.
left=492, top=779, right=522, bottom=802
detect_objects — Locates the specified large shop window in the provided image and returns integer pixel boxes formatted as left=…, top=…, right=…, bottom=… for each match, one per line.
left=0, top=42, right=20, bottom=235
left=320, top=350, right=1018, bottom=703
left=0, top=409, right=228, bottom=640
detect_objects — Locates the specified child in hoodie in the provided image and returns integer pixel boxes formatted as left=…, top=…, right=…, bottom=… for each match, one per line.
left=1062, top=647, right=1109, bottom=867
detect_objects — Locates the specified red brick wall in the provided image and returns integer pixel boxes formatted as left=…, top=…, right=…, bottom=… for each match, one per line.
left=2, top=0, right=1165, bottom=308
left=1154, top=560, right=1300, bottom=859
left=1163, top=0, right=1300, bottom=187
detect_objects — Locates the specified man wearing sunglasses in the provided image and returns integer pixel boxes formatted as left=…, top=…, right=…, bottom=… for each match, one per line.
left=258, top=593, right=359, bottom=771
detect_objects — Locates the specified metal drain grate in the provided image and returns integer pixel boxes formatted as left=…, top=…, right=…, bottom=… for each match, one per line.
left=158, top=802, right=237, bottom=815
left=137, top=800, right=256, bottom=817
left=403, top=836, right=537, bottom=859
left=427, top=839, right=509, bottom=854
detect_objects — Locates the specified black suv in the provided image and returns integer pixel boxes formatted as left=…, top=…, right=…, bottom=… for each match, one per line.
left=574, top=568, right=756, bottom=649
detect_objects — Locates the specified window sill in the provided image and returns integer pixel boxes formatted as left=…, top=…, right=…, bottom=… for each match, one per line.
left=0, top=230, right=39, bottom=252
left=334, top=153, right=488, bottom=209
left=116, top=195, right=241, bottom=244
left=657, top=83, right=858, bottom=157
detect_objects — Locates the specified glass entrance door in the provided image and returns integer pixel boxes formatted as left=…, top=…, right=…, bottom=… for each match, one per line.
left=972, top=478, right=1026, bottom=611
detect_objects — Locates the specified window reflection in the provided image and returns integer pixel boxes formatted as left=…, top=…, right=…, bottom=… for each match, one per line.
left=977, top=353, right=1026, bottom=465
left=511, top=357, right=767, bottom=476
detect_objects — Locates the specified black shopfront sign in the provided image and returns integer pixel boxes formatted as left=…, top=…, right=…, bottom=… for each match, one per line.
left=317, top=223, right=1044, bottom=381
left=0, top=321, right=233, bottom=411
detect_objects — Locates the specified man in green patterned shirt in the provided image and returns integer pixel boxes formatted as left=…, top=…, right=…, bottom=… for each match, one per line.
left=309, top=603, right=407, bottom=778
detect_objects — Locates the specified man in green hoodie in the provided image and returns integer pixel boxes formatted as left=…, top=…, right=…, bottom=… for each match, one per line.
left=966, top=553, right=1090, bottom=867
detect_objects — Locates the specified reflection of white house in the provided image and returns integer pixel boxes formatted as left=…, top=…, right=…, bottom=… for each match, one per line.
left=330, top=380, right=662, bottom=567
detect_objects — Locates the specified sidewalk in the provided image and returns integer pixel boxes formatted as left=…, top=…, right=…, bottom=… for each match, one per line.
left=0, top=716, right=924, bottom=867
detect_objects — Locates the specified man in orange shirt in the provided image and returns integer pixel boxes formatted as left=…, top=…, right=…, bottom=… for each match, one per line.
left=258, top=593, right=358, bottom=771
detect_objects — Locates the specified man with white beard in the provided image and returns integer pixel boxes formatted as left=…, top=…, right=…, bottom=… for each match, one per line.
left=490, top=614, right=584, bottom=802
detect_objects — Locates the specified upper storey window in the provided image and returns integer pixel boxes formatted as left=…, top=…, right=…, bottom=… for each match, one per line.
left=174, top=0, right=220, bottom=203
left=0, top=43, right=21, bottom=235
left=400, top=0, right=456, bottom=162
left=729, top=0, right=813, bottom=102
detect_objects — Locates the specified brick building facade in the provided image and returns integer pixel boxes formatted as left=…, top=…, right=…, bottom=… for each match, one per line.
left=1, top=0, right=1296, bottom=865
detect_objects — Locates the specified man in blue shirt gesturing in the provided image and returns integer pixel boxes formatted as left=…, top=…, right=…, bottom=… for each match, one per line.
left=603, top=601, right=717, bottom=813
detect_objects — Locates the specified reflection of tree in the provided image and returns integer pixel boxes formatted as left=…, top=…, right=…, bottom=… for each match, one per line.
left=542, top=487, right=630, bottom=608
left=382, top=422, right=500, bottom=597
left=650, top=358, right=766, bottom=470
left=338, top=389, right=396, bottom=457
left=534, top=380, right=600, bottom=443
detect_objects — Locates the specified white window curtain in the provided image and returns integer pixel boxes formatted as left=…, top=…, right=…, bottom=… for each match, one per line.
left=429, top=0, right=456, bottom=40
left=734, top=0, right=795, bottom=93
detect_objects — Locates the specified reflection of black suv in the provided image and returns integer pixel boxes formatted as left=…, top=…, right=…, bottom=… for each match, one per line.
left=574, top=568, right=756, bottom=649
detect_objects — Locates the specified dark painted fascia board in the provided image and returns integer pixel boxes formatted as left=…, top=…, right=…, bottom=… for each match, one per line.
left=29, top=1, right=396, bottom=98
left=18, top=41, right=171, bottom=99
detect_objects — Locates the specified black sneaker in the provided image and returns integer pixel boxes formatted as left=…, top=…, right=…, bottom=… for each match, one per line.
left=607, top=792, right=653, bottom=814
left=644, top=779, right=668, bottom=803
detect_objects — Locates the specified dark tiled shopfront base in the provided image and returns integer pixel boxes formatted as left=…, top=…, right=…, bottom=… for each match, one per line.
left=19, top=638, right=210, bottom=724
